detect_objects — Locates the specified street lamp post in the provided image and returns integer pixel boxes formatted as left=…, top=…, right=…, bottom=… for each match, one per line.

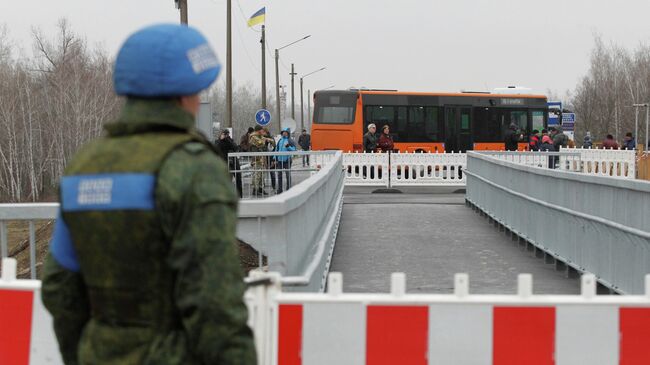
left=633, top=103, right=649, bottom=150
left=299, top=67, right=326, bottom=131
left=274, top=35, right=310, bottom=135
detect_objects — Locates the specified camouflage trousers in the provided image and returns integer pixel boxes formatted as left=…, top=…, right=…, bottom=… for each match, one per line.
left=252, top=157, right=265, bottom=190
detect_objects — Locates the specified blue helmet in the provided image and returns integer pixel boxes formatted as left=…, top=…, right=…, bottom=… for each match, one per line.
left=114, top=24, right=221, bottom=97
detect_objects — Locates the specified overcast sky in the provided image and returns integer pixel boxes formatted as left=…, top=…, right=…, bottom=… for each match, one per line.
left=4, top=0, right=650, bottom=97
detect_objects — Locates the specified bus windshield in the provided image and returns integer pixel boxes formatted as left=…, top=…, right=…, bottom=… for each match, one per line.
left=314, top=92, right=357, bottom=124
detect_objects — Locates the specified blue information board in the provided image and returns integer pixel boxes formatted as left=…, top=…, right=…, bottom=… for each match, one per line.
left=255, top=109, right=271, bottom=126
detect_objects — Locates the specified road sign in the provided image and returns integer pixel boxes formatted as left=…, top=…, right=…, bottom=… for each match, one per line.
left=255, top=109, right=271, bottom=126
left=562, top=113, right=576, bottom=132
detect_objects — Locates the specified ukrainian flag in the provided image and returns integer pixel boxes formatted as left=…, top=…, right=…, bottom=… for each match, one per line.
left=248, top=7, right=266, bottom=27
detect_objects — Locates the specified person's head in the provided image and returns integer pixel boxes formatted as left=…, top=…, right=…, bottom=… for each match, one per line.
left=606, top=134, right=614, bottom=140
left=302, top=129, right=307, bottom=135
left=549, top=127, right=557, bottom=135
left=367, top=123, right=376, bottom=133
left=113, top=24, right=221, bottom=118
left=263, top=127, right=271, bottom=136
left=541, top=128, right=548, bottom=135
left=382, top=125, right=390, bottom=134
left=542, top=135, right=553, bottom=144
left=625, top=132, right=633, bottom=139
left=281, top=128, right=290, bottom=137
left=254, top=125, right=263, bottom=134
left=532, top=129, right=539, bottom=136
left=247, top=127, right=255, bottom=134
left=509, top=123, right=517, bottom=130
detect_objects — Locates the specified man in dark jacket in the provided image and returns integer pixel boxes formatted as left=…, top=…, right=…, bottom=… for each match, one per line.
left=298, top=129, right=311, bottom=166
left=504, top=123, right=520, bottom=151
left=216, top=129, right=243, bottom=198
left=41, top=24, right=256, bottom=365
left=623, top=132, right=636, bottom=150
left=363, top=123, right=378, bottom=152
left=551, top=126, right=569, bottom=150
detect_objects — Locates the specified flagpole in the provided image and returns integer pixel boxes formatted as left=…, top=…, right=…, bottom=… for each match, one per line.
left=226, top=0, right=232, bottom=129
left=261, top=25, right=266, bottom=109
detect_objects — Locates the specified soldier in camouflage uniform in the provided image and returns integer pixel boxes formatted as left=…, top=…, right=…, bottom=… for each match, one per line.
left=41, top=24, right=256, bottom=365
left=248, top=125, right=274, bottom=196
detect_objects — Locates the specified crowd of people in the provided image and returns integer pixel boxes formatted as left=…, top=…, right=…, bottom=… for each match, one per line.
left=215, top=126, right=311, bottom=197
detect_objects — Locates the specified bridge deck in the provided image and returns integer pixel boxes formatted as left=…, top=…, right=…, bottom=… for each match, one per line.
left=330, top=188, right=580, bottom=294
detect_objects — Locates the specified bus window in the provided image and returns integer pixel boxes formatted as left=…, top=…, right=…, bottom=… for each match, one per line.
left=510, top=110, right=528, bottom=134
left=424, top=107, right=441, bottom=141
left=314, top=92, right=357, bottom=124
left=532, top=110, right=545, bottom=132
left=365, top=105, right=396, bottom=129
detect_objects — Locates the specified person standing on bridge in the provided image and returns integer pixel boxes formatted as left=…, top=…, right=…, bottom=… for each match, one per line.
left=298, top=128, right=311, bottom=166
left=602, top=134, right=619, bottom=149
left=363, top=123, right=378, bottom=152
left=623, top=132, right=636, bottom=150
left=504, top=123, right=521, bottom=151
left=378, top=124, right=395, bottom=152
left=41, top=24, right=256, bottom=365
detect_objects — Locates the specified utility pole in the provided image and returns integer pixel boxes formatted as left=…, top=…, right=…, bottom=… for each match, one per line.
left=274, top=35, right=311, bottom=135
left=300, top=78, right=304, bottom=130
left=275, top=49, right=280, bottom=135
left=307, top=88, right=311, bottom=131
left=225, top=0, right=232, bottom=128
left=299, top=67, right=326, bottom=131
left=261, top=25, right=266, bottom=109
left=176, top=0, right=188, bottom=24
left=290, top=64, right=297, bottom=120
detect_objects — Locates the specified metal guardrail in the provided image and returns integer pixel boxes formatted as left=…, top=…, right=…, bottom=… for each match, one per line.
left=227, top=151, right=337, bottom=200
left=465, top=151, right=650, bottom=294
left=238, top=151, right=344, bottom=291
left=0, top=203, right=58, bottom=279
left=0, top=152, right=344, bottom=289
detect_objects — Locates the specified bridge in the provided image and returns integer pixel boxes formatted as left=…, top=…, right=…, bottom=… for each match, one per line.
left=1, top=148, right=649, bottom=364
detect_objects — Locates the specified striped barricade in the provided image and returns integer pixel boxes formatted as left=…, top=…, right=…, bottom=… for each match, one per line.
left=0, top=259, right=62, bottom=365
left=251, top=272, right=650, bottom=365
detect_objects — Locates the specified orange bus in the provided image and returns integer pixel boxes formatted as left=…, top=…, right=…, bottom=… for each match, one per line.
left=311, top=89, right=548, bottom=152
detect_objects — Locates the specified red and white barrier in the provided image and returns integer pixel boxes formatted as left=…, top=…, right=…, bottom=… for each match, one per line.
left=0, top=259, right=62, bottom=365
left=5, top=256, right=650, bottom=365
left=248, top=272, right=650, bottom=365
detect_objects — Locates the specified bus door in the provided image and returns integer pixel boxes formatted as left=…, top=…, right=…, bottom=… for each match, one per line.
left=444, top=106, right=473, bottom=152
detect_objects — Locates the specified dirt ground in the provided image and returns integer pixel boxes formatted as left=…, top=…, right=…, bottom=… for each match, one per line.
left=3, top=221, right=265, bottom=279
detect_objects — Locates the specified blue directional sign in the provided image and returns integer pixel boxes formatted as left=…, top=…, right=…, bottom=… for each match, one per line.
left=255, top=109, right=271, bottom=126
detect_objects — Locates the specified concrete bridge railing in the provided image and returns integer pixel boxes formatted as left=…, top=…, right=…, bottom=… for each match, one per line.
left=237, top=151, right=344, bottom=292
left=465, top=151, right=650, bottom=294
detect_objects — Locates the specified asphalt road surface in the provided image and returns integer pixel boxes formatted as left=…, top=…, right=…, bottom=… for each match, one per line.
left=330, top=187, right=581, bottom=295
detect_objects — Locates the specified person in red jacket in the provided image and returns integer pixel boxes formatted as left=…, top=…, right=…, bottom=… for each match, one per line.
left=378, top=125, right=395, bottom=152
left=602, top=134, right=619, bottom=149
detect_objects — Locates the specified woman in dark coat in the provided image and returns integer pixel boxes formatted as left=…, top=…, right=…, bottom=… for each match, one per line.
left=378, top=125, right=395, bottom=152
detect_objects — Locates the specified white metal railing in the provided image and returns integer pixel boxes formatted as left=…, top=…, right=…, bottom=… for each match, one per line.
left=341, top=148, right=638, bottom=187
left=465, top=151, right=650, bottom=294
left=561, top=147, right=637, bottom=178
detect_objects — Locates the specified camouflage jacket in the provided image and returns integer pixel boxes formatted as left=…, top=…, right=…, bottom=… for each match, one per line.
left=41, top=99, right=256, bottom=365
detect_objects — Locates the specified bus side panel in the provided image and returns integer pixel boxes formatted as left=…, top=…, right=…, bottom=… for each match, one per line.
left=473, top=142, right=529, bottom=151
